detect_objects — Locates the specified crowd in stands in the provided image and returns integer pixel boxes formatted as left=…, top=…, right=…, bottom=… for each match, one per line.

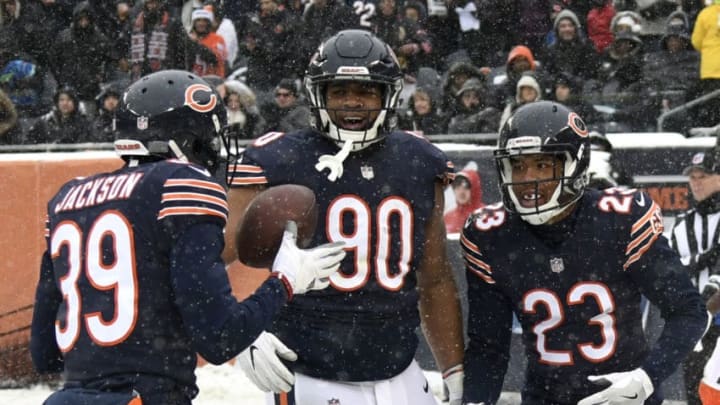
left=0, top=0, right=718, bottom=145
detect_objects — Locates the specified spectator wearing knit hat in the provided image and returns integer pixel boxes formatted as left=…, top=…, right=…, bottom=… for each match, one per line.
left=491, top=45, right=545, bottom=109
left=499, top=72, right=543, bottom=130
left=543, top=8, right=601, bottom=83
left=188, top=8, right=227, bottom=78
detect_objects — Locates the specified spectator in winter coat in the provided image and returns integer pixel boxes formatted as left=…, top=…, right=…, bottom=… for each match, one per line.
left=644, top=10, right=699, bottom=97
left=447, top=77, right=500, bottom=135
left=0, top=55, right=53, bottom=119
left=398, top=87, right=448, bottom=135
left=643, top=10, right=699, bottom=133
left=259, top=78, right=310, bottom=134
left=440, top=59, right=485, bottom=118
left=243, top=0, right=300, bottom=94
left=691, top=0, right=720, bottom=127
left=491, top=45, right=542, bottom=108
left=27, top=86, right=93, bottom=144
left=203, top=1, right=238, bottom=68
left=0, top=0, right=52, bottom=67
left=543, top=8, right=600, bottom=82
left=586, top=0, right=616, bottom=53
left=499, top=73, right=542, bottom=130
left=598, top=31, right=644, bottom=96
left=128, top=0, right=186, bottom=82
left=444, top=165, right=484, bottom=234
left=372, top=0, right=432, bottom=79
left=188, top=9, right=226, bottom=78
left=92, top=82, right=125, bottom=143
left=50, top=2, right=113, bottom=116
left=224, top=79, right=266, bottom=140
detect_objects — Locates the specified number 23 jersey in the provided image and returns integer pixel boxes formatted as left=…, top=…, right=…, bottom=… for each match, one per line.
left=461, top=188, right=705, bottom=404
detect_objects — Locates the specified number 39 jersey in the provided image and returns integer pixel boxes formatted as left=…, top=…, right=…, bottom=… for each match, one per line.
left=32, top=160, right=287, bottom=392
left=228, top=129, right=454, bottom=381
left=461, top=188, right=707, bottom=404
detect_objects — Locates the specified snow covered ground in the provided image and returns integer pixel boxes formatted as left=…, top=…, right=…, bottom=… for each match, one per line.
left=0, top=364, right=453, bottom=404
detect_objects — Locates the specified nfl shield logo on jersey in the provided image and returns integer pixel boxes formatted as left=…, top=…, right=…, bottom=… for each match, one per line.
left=361, top=165, right=374, bottom=180
left=550, top=257, right=564, bottom=273
left=328, top=399, right=341, bottom=405
left=137, top=116, right=149, bottom=130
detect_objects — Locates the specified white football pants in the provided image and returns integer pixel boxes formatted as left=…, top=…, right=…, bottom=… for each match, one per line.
left=266, top=360, right=438, bottom=405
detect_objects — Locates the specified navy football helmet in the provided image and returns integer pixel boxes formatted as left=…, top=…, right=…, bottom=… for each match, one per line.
left=304, top=29, right=403, bottom=151
left=114, top=70, right=227, bottom=174
left=494, top=101, right=590, bottom=225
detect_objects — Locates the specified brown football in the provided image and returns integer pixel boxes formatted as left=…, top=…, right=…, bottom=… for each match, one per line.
left=235, top=184, right=318, bottom=268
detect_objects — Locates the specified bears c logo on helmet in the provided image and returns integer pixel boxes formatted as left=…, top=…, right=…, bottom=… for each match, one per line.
left=184, top=83, right=217, bottom=113
left=567, top=112, right=588, bottom=137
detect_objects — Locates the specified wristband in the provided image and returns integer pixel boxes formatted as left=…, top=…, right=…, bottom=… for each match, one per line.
left=270, top=271, right=293, bottom=301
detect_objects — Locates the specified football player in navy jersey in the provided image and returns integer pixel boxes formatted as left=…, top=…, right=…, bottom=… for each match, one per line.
left=461, top=101, right=709, bottom=405
left=30, top=70, right=345, bottom=405
left=223, top=30, right=464, bottom=404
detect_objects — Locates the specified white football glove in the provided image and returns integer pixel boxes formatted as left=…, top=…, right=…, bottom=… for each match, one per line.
left=443, top=364, right=464, bottom=405
left=577, top=368, right=654, bottom=405
left=236, top=331, right=296, bottom=393
left=272, top=221, right=346, bottom=296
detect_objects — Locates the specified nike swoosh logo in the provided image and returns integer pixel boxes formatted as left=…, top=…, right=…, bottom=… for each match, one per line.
left=621, top=394, right=639, bottom=399
left=636, top=193, right=645, bottom=207
left=423, top=380, right=429, bottom=393
left=249, top=345, right=259, bottom=369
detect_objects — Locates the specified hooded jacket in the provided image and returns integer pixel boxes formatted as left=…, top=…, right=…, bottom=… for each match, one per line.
left=50, top=2, right=112, bottom=100
left=444, top=168, right=484, bottom=234
left=587, top=1, right=616, bottom=53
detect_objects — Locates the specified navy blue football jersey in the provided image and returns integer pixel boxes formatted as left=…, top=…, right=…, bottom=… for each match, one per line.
left=228, top=129, right=454, bottom=381
left=31, top=159, right=288, bottom=395
left=461, top=188, right=707, bottom=404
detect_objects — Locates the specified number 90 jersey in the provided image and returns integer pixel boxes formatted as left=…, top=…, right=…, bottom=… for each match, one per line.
left=460, top=188, right=706, bottom=404
left=228, top=129, right=454, bottom=381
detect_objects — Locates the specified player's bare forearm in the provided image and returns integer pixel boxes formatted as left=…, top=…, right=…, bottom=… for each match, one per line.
left=419, top=271, right=464, bottom=370
left=417, top=183, right=464, bottom=370
left=222, top=186, right=264, bottom=264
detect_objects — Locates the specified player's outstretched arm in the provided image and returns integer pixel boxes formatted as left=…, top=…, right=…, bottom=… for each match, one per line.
left=418, top=182, right=464, bottom=404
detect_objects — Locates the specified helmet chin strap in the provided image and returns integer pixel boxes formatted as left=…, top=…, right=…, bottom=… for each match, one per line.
left=315, top=140, right=354, bottom=182
left=168, top=139, right=189, bottom=163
